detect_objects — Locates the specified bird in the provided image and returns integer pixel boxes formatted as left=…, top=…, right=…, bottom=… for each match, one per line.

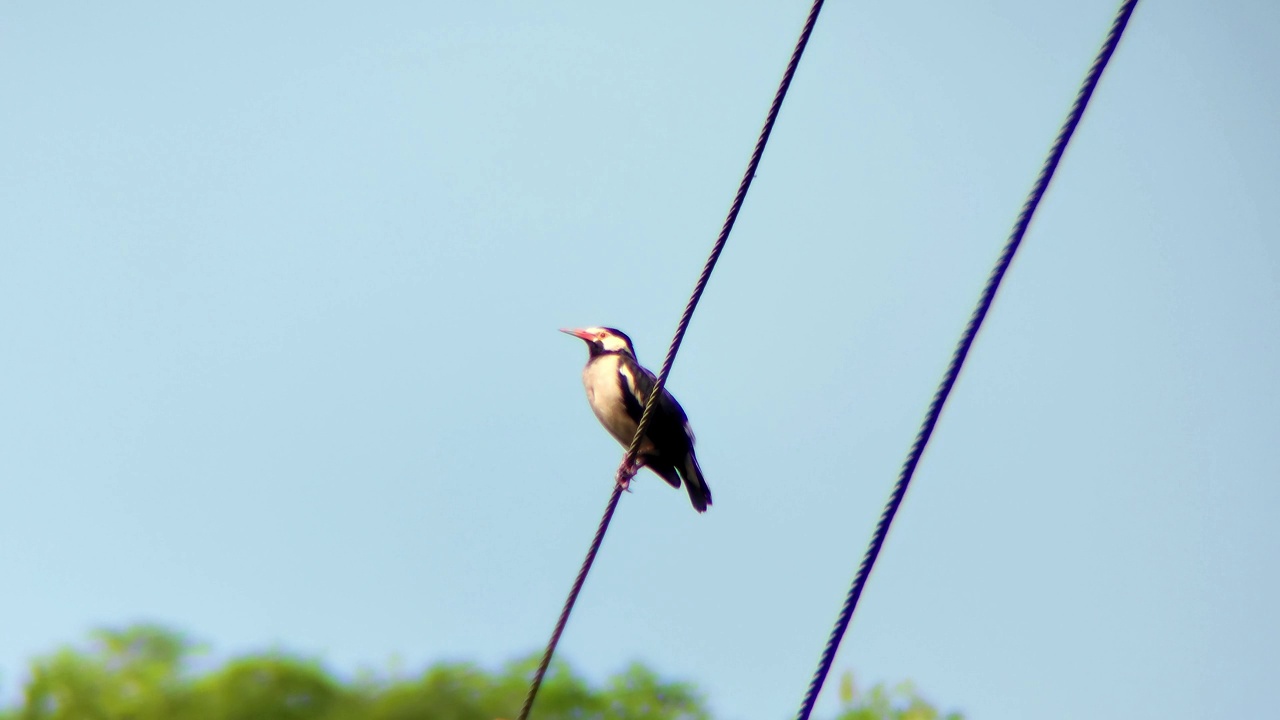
left=561, top=326, right=712, bottom=513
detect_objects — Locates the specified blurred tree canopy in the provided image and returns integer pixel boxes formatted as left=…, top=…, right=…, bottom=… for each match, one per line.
left=0, top=625, right=960, bottom=720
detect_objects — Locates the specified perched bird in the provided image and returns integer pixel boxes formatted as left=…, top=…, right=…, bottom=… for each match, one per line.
left=561, top=326, right=712, bottom=513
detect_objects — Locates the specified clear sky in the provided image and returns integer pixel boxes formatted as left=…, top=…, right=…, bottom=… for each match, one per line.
left=2, top=2, right=1277, bottom=719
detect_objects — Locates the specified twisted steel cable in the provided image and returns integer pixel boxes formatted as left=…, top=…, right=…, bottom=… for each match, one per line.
left=794, top=2, right=1141, bottom=718
left=516, top=2, right=826, bottom=718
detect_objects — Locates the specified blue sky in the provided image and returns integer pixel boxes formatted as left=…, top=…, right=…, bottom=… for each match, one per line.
left=2, top=2, right=1277, bottom=719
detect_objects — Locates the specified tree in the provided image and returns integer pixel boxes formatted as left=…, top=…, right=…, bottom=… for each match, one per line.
left=834, top=671, right=963, bottom=720
left=2, top=625, right=959, bottom=720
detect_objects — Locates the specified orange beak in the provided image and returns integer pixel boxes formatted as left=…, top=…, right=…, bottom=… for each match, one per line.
left=560, top=328, right=595, bottom=341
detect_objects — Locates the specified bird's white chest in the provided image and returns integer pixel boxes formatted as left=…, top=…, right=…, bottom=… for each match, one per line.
left=581, top=354, right=637, bottom=442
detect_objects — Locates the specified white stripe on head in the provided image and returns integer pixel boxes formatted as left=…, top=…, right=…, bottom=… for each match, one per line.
left=581, top=327, right=635, bottom=356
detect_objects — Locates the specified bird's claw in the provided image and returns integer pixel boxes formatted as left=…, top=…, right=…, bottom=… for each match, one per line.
left=616, top=462, right=638, bottom=492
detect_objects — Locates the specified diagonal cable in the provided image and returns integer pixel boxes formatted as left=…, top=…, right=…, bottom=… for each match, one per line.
left=516, top=2, right=827, bottom=718
left=794, top=1, right=1140, bottom=718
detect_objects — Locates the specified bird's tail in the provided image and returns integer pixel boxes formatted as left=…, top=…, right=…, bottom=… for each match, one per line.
left=681, top=452, right=712, bottom=513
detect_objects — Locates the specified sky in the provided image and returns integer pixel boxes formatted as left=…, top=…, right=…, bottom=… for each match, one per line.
left=2, top=2, right=1277, bottom=719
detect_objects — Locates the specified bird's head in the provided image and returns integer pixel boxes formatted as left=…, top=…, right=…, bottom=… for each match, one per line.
left=560, top=326, right=636, bottom=358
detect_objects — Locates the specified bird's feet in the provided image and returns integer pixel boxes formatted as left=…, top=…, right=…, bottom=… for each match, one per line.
left=616, top=462, right=639, bottom=492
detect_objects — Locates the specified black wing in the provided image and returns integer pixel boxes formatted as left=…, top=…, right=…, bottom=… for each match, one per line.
left=618, top=359, right=694, bottom=455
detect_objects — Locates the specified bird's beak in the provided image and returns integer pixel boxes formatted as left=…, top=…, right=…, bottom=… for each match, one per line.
left=560, top=328, right=594, bottom=341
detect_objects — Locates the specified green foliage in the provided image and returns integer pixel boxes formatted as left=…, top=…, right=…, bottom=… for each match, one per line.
left=2, top=626, right=959, bottom=720
left=832, top=671, right=964, bottom=720
left=17, top=625, right=194, bottom=720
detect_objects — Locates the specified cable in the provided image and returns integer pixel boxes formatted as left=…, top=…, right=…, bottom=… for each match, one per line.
left=794, top=2, right=1140, bottom=718
left=515, top=483, right=623, bottom=720
left=516, top=2, right=827, bottom=718
left=623, top=0, right=825, bottom=466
